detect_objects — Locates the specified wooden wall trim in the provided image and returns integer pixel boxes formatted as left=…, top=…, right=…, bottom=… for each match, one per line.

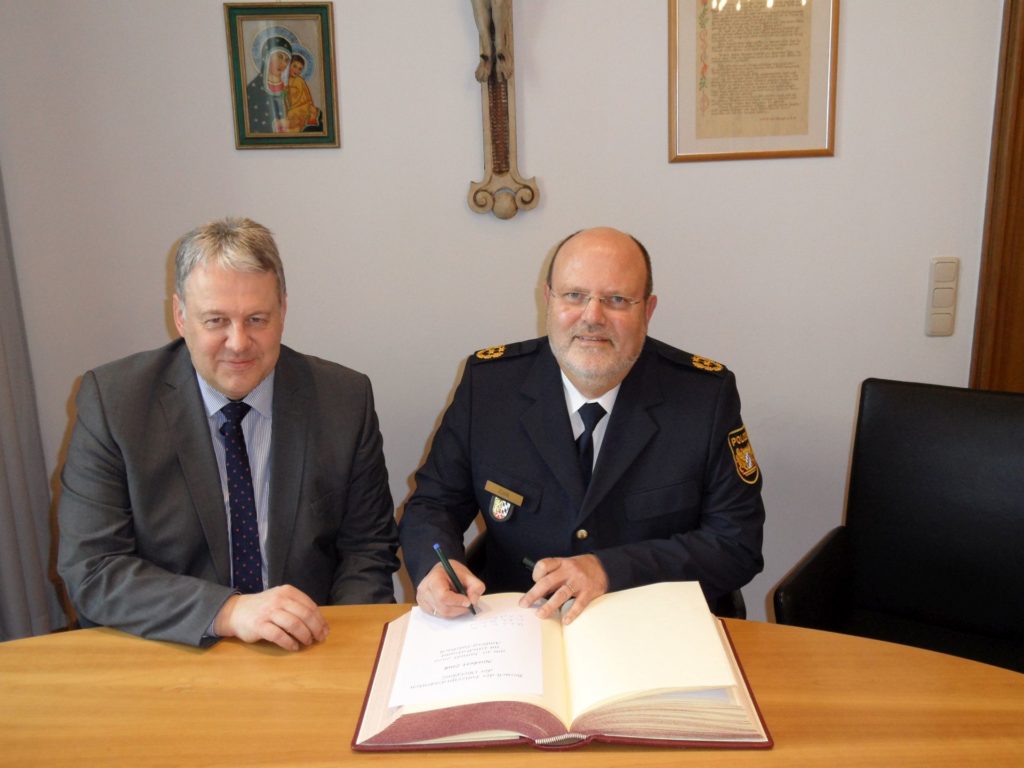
left=972, top=0, right=1024, bottom=392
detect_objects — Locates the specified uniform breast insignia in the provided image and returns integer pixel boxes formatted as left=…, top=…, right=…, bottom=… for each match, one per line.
left=728, top=426, right=760, bottom=485
left=483, top=480, right=524, bottom=522
left=691, top=355, right=724, bottom=372
left=490, top=496, right=513, bottom=521
left=475, top=345, right=506, bottom=360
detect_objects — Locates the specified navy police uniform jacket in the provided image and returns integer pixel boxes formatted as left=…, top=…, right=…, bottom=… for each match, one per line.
left=399, top=336, right=765, bottom=603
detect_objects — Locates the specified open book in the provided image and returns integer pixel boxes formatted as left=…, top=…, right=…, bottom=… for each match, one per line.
left=353, top=581, right=771, bottom=750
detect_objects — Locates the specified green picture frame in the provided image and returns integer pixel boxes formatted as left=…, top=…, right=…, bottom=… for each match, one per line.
left=224, top=2, right=340, bottom=149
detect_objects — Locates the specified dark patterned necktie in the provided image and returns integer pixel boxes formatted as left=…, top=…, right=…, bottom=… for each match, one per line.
left=576, top=402, right=607, bottom=488
left=219, top=401, right=263, bottom=594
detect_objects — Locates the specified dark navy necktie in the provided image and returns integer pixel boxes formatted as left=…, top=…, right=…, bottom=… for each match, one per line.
left=576, top=402, right=607, bottom=488
left=219, top=401, right=263, bottom=594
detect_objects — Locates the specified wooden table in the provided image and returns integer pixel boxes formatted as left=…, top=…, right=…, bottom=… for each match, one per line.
left=1, top=605, right=1022, bottom=767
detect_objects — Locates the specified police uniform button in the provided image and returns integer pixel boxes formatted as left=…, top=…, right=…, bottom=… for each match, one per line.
left=575, top=529, right=589, bottom=540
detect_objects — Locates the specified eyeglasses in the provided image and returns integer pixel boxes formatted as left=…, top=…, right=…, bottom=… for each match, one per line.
left=553, top=291, right=644, bottom=312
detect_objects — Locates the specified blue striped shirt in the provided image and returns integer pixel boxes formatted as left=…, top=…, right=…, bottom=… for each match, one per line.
left=197, top=371, right=274, bottom=589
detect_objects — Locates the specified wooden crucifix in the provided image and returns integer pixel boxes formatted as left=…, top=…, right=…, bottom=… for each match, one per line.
left=468, top=0, right=539, bottom=220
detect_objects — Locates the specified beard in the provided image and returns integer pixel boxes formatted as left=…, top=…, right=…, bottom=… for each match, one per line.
left=548, top=323, right=641, bottom=396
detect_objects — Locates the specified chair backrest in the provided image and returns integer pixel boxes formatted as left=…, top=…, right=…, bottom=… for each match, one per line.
left=846, top=378, right=1024, bottom=639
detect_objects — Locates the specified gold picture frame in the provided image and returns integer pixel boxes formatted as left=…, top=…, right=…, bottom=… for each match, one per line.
left=669, top=0, right=839, bottom=162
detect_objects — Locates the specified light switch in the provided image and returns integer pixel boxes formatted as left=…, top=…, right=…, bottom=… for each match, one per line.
left=932, top=287, right=955, bottom=309
left=934, top=262, right=958, bottom=283
left=927, top=313, right=955, bottom=336
left=926, top=257, right=959, bottom=337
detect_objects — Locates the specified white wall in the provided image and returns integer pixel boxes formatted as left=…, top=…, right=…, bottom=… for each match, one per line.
left=0, top=1, right=1004, bottom=619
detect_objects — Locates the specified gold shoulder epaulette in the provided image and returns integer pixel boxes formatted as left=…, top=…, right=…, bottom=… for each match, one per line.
left=475, top=345, right=506, bottom=360
left=691, top=355, right=724, bottom=372
left=472, top=338, right=541, bottom=362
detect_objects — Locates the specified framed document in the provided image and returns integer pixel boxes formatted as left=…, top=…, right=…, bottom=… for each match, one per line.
left=669, top=0, right=839, bottom=162
left=224, top=2, right=340, bottom=149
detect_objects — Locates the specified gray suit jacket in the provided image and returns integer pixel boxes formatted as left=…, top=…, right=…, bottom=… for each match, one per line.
left=57, top=340, right=399, bottom=646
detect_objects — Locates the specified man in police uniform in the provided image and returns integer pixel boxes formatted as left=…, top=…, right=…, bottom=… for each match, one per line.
left=399, top=227, right=764, bottom=625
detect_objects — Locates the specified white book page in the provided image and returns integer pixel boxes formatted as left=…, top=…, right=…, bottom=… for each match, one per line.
left=388, top=594, right=546, bottom=709
left=562, top=582, right=739, bottom=721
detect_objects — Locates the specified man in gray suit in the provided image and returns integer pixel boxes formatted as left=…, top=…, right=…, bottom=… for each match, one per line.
left=58, top=218, right=399, bottom=650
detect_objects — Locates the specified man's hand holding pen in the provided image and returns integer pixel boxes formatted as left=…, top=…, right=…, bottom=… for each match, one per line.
left=416, top=548, right=609, bottom=625
left=416, top=558, right=485, bottom=618
left=520, top=554, right=609, bottom=625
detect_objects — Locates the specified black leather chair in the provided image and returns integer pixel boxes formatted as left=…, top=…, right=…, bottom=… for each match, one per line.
left=773, top=378, right=1024, bottom=672
left=466, top=530, right=747, bottom=619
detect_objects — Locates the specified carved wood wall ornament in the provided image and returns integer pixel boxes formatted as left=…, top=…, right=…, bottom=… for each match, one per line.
left=468, top=0, right=539, bottom=219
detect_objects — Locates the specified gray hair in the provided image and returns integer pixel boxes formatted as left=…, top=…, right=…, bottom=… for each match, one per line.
left=174, top=217, right=286, bottom=312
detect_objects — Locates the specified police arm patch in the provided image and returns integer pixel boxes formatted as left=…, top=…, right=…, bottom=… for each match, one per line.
left=728, top=425, right=760, bottom=485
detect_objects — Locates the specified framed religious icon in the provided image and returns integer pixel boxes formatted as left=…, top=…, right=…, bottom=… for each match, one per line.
left=224, top=2, right=339, bottom=149
left=669, top=0, right=839, bottom=162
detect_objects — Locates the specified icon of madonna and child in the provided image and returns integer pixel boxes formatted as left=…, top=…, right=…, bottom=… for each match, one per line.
left=246, top=26, right=324, bottom=134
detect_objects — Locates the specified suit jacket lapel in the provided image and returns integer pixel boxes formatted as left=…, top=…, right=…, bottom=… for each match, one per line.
left=520, top=343, right=587, bottom=508
left=159, top=343, right=232, bottom=585
left=265, top=347, right=309, bottom=588
left=580, top=343, right=661, bottom=520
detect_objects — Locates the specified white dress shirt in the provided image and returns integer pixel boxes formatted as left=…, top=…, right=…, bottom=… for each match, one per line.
left=559, top=372, right=620, bottom=472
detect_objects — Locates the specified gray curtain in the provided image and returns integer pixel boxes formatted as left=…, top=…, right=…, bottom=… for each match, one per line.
left=0, top=164, right=67, bottom=639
